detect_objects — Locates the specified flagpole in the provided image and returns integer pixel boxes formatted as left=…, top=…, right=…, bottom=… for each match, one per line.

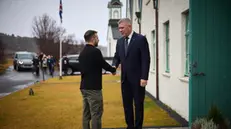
left=59, top=0, right=63, bottom=80
left=59, top=22, right=62, bottom=80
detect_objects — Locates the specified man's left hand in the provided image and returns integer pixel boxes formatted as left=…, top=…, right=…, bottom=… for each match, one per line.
left=140, top=79, right=148, bottom=87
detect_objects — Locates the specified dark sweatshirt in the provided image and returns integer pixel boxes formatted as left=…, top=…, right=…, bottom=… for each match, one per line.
left=79, top=44, right=116, bottom=90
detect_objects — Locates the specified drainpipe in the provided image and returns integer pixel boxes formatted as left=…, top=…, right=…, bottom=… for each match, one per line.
left=138, top=19, right=141, bottom=34
left=135, top=12, right=141, bottom=34
left=153, top=0, right=159, bottom=100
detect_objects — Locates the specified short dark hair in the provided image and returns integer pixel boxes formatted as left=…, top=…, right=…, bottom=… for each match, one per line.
left=84, top=30, right=97, bottom=42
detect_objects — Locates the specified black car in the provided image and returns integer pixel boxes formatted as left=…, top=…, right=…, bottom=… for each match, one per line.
left=61, top=55, right=114, bottom=75
left=61, top=54, right=80, bottom=75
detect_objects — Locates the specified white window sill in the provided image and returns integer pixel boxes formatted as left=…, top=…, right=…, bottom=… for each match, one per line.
left=179, top=76, right=189, bottom=83
left=162, top=72, right=171, bottom=78
left=150, top=70, right=155, bottom=74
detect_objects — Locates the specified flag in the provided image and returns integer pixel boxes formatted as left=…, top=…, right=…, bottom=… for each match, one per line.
left=59, top=0, right=63, bottom=23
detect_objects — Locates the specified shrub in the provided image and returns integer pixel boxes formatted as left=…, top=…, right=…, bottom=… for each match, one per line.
left=192, top=105, right=230, bottom=129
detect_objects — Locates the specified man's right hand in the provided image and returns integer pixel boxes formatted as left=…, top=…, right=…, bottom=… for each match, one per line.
left=112, top=66, right=117, bottom=75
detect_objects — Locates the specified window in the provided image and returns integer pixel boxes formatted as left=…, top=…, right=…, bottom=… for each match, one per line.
left=138, top=0, right=143, bottom=12
left=69, top=57, right=79, bottom=63
left=164, top=21, right=170, bottom=73
left=184, top=12, right=190, bottom=76
left=113, top=10, right=119, bottom=19
left=109, top=9, right=112, bottom=19
left=129, top=0, right=133, bottom=21
left=151, top=30, right=156, bottom=70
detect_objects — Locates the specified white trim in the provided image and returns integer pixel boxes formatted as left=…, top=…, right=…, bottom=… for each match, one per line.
left=179, top=77, right=189, bottom=83
left=162, top=72, right=171, bottom=78
left=150, top=70, right=155, bottom=74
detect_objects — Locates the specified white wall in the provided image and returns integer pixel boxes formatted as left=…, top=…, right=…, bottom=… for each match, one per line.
left=129, top=0, right=139, bottom=33
left=131, top=0, right=190, bottom=120
left=126, top=0, right=189, bottom=120
left=141, top=0, right=156, bottom=98
left=107, top=26, right=117, bottom=57
left=158, top=0, right=189, bottom=120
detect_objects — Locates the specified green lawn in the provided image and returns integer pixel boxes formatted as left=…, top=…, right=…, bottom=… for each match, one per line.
left=0, top=75, right=180, bottom=129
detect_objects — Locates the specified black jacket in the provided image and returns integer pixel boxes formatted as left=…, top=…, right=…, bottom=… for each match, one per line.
left=32, top=58, right=39, bottom=66
left=112, top=32, right=150, bottom=85
left=62, top=57, right=69, bottom=67
left=79, top=44, right=116, bottom=90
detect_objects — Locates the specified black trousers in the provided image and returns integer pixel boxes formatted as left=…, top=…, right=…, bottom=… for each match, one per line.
left=121, top=79, right=145, bottom=129
left=63, top=65, right=68, bottom=75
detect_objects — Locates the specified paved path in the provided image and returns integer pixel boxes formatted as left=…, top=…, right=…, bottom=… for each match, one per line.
left=0, top=66, right=58, bottom=98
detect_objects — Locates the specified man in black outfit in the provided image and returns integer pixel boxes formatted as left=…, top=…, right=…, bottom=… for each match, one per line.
left=79, top=30, right=116, bottom=129
left=62, top=55, right=69, bottom=75
left=38, top=52, right=44, bottom=68
left=32, top=55, right=40, bottom=76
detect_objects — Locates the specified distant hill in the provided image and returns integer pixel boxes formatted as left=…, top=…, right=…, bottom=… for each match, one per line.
left=0, top=33, right=39, bottom=57
left=0, top=33, right=86, bottom=59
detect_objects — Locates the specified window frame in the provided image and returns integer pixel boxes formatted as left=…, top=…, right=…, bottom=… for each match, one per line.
left=164, top=21, right=170, bottom=73
left=184, top=12, right=190, bottom=77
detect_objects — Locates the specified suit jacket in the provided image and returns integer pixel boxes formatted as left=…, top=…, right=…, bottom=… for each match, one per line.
left=112, top=32, right=150, bottom=85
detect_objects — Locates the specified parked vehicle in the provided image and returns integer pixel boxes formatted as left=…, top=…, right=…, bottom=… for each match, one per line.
left=60, top=54, right=80, bottom=75
left=13, top=51, right=34, bottom=71
left=60, top=55, right=113, bottom=75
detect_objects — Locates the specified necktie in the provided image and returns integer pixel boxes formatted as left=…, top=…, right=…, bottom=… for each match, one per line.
left=125, top=37, right=129, bottom=55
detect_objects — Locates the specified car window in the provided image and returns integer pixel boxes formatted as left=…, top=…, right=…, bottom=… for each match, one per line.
left=18, top=54, right=33, bottom=59
left=69, top=57, right=78, bottom=60
left=68, top=57, right=79, bottom=63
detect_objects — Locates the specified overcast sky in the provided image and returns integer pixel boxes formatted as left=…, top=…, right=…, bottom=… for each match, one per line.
left=0, top=0, right=126, bottom=46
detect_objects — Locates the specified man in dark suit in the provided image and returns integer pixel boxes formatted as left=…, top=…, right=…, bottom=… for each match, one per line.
left=112, top=18, right=151, bottom=129
left=79, top=30, right=116, bottom=129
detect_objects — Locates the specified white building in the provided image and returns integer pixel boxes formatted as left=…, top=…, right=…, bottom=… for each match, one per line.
left=126, top=0, right=189, bottom=121
left=98, top=45, right=107, bottom=57
left=107, top=0, right=123, bottom=57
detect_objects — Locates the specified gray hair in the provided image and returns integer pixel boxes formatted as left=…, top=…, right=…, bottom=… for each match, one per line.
left=118, top=18, right=132, bottom=25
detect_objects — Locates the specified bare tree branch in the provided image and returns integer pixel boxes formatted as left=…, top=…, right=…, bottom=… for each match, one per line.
left=31, top=13, right=84, bottom=59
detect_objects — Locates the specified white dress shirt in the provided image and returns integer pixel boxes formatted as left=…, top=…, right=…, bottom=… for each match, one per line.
left=126, top=31, right=134, bottom=46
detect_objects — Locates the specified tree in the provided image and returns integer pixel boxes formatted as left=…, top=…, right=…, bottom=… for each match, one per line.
left=32, top=13, right=65, bottom=41
left=32, top=13, right=65, bottom=58
left=0, top=39, right=5, bottom=64
left=32, top=13, right=85, bottom=59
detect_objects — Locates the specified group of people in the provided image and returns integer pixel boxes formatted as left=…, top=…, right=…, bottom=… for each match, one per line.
left=79, top=18, right=150, bottom=129
left=32, top=53, right=56, bottom=76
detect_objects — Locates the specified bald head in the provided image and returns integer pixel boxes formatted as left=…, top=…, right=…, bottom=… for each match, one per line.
left=118, top=18, right=132, bottom=37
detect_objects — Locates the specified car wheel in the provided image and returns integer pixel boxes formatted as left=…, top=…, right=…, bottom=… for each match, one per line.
left=67, top=68, right=73, bottom=75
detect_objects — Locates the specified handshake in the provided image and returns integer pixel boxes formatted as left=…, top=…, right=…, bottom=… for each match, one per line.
left=111, top=66, right=117, bottom=75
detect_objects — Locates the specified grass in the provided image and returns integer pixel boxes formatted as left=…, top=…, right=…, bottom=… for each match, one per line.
left=0, top=59, right=13, bottom=74
left=0, top=75, right=180, bottom=129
